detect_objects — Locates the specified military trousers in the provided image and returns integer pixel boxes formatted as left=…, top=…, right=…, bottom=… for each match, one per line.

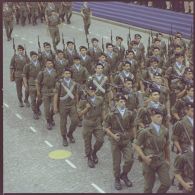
left=48, top=26, right=60, bottom=50
left=4, top=19, right=13, bottom=39
left=59, top=103, right=79, bottom=138
left=82, top=121, right=104, bottom=156
left=43, top=95, right=54, bottom=121
left=29, top=87, right=42, bottom=113
left=110, top=138, right=134, bottom=178
left=15, top=77, right=29, bottom=103
left=142, top=160, right=171, bottom=193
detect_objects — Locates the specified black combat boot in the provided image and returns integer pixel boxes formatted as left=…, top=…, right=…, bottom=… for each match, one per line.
left=19, top=100, right=24, bottom=107
left=46, top=119, right=52, bottom=130
left=63, top=136, right=68, bottom=146
left=67, top=132, right=75, bottom=143
left=91, top=150, right=98, bottom=164
left=24, top=99, right=30, bottom=107
left=120, top=172, right=133, bottom=187
left=114, top=177, right=122, bottom=190
left=33, top=112, right=39, bottom=120
left=87, top=154, right=95, bottom=168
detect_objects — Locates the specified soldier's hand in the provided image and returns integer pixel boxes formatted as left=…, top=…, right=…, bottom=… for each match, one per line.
left=86, top=103, right=91, bottom=109
left=143, top=154, right=153, bottom=165
left=113, top=133, right=120, bottom=142
left=183, top=182, right=193, bottom=192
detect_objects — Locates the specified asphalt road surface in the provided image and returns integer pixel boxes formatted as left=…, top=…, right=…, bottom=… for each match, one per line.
left=3, top=13, right=182, bottom=193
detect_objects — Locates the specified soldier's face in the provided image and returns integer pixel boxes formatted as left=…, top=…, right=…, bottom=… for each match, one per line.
left=175, top=47, right=181, bottom=53
left=155, top=41, right=160, bottom=47
left=151, top=62, right=158, bottom=67
left=46, top=61, right=53, bottom=69
left=151, top=114, right=163, bottom=125
left=124, top=81, right=133, bottom=89
left=185, top=72, right=193, bottom=80
left=58, top=53, right=64, bottom=59
left=44, top=46, right=51, bottom=52
left=153, top=49, right=160, bottom=55
left=68, top=43, right=74, bottom=49
left=176, top=56, right=184, bottom=63
left=31, top=55, right=38, bottom=61
left=127, top=52, right=134, bottom=59
left=92, top=41, right=98, bottom=47
left=135, top=37, right=141, bottom=43
left=150, top=92, right=160, bottom=101
left=153, top=76, right=162, bottom=84
left=107, top=46, right=113, bottom=52
left=117, top=99, right=126, bottom=109
left=63, top=71, right=71, bottom=79
left=186, top=108, right=193, bottom=118
left=74, top=59, right=80, bottom=65
left=80, top=49, right=87, bottom=55
left=123, top=64, right=130, bottom=71
left=18, top=49, right=24, bottom=54
left=95, top=65, right=103, bottom=74
left=99, top=56, right=106, bottom=61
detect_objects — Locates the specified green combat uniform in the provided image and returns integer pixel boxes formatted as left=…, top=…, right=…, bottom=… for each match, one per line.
left=174, top=149, right=193, bottom=192
left=81, top=3, right=91, bottom=35
left=54, top=74, right=80, bottom=146
left=134, top=108, right=171, bottom=193
left=36, top=66, right=57, bottom=130
left=3, top=4, right=14, bottom=41
left=78, top=84, right=104, bottom=168
left=18, top=2, right=28, bottom=26
left=103, top=94, right=135, bottom=190
left=23, top=51, right=43, bottom=119
left=134, top=121, right=171, bottom=193
left=47, top=11, right=60, bottom=51
left=27, top=2, right=39, bottom=25
left=62, top=2, right=72, bottom=24
left=10, top=45, right=30, bottom=107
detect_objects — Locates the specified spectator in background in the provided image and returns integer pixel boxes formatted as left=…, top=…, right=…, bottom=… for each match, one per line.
left=184, top=1, right=194, bottom=14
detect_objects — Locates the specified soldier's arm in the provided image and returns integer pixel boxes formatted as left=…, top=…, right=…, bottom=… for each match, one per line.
left=22, top=64, right=29, bottom=88
left=176, top=86, right=187, bottom=99
left=103, top=113, right=116, bottom=138
left=164, top=129, right=170, bottom=162
left=53, top=82, right=60, bottom=113
left=10, top=56, right=16, bottom=81
left=77, top=100, right=91, bottom=118
left=36, top=71, right=42, bottom=96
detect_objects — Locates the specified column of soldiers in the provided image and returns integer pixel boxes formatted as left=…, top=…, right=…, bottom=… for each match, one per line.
left=8, top=6, right=193, bottom=194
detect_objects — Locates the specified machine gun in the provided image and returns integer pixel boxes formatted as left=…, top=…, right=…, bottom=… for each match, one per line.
left=102, top=37, right=104, bottom=53
left=170, top=74, right=193, bottom=86
left=111, top=29, right=113, bottom=44
left=127, top=27, right=131, bottom=47
left=86, top=34, right=89, bottom=49
left=62, top=32, right=65, bottom=51
left=38, top=35, right=41, bottom=52
left=73, top=38, right=77, bottom=53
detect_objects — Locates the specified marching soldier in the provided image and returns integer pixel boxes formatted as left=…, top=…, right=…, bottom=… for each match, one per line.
left=10, top=45, right=30, bottom=107
left=171, top=84, right=193, bottom=122
left=38, top=2, right=46, bottom=23
left=53, top=67, right=80, bottom=146
left=62, top=1, right=72, bottom=24
left=133, top=107, right=171, bottom=193
left=17, top=2, right=28, bottom=26
left=97, top=53, right=112, bottom=80
left=45, top=2, right=56, bottom=20
left=81, top=2, right=92, bottom=35
left=134, top=34, right=145, bottom=56
left=54, top=50, right=69, bottom=79
left=13, top=2, right=20, bottom=25
left=36, top=59, right=57, bottom=130
left=46, top=10, right=60, bottom=51
left=89, top=63, right=113, bottom=115
left=27, top=2, right=39, bottom=25
left=105, top=43, right=119, bottom=74
left=104, top=93, right=135, bottom=190
left=79, top=46, right=93, bottom=74
left=64, top=41, right=78, bottom=67
left=38, top=42, right=55, bottom=66
left=171, top=101, right=193, bottom=154
left=70, top=55, right=89, bottom=87
left=23, top=51, right=43, bottom=119
left=87, top=38, right=103, bottom=65
left=114, top=61, right=135, bottom=87
left=113, top=36, right=125, bottom=63
left=78, top=83, right=105, bottom=168
left=174, top=146, right=193, bottom=192
left=3, top=3, right=14, bottom=41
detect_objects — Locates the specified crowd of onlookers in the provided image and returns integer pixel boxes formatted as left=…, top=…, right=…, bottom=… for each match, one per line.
left=126, top=0, right=193, bottom=14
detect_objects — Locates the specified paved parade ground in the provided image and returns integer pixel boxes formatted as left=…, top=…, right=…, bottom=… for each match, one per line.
left=3, top=13, right=183, bottom=193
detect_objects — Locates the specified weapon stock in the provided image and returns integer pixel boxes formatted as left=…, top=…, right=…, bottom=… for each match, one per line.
left=73, top=38, right=77, bottom=53
left=102, top=37, right=104, bottom=53
left=24, top=44, right=27, bottom=57
left=127, top=27, right=131, bottom=47
left=62, top=32, right=65, bottom=51
left=13, top=38, right=16, bottom=54
left=86, top=34, right=89, bottom=49
left=111, top=30, right=113, bottom=44
left=38, top=35, right=41, bottom=51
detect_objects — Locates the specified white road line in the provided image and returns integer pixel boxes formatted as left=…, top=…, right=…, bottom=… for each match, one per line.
left=14, top=34, right=18, bottom=37
left=15, top=113, right=22, bottom=119
left=78, top=28, right=83, bottom=32
left=44, top=140, right=53, bottom=147
left=21, top=37, right=26, bottom=40
left=91, top=183, right=105, bottom=193
left=29, top=41, right=34, bottom=44
left=103, top=36, right=109, bottom=39
left=3, top=103, right=9, bottom=108
left=65, top=160, right=77, bottom=169
left=70, top=25, right=76, bottom=29
left=29, top=126, right=37, bottom=133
